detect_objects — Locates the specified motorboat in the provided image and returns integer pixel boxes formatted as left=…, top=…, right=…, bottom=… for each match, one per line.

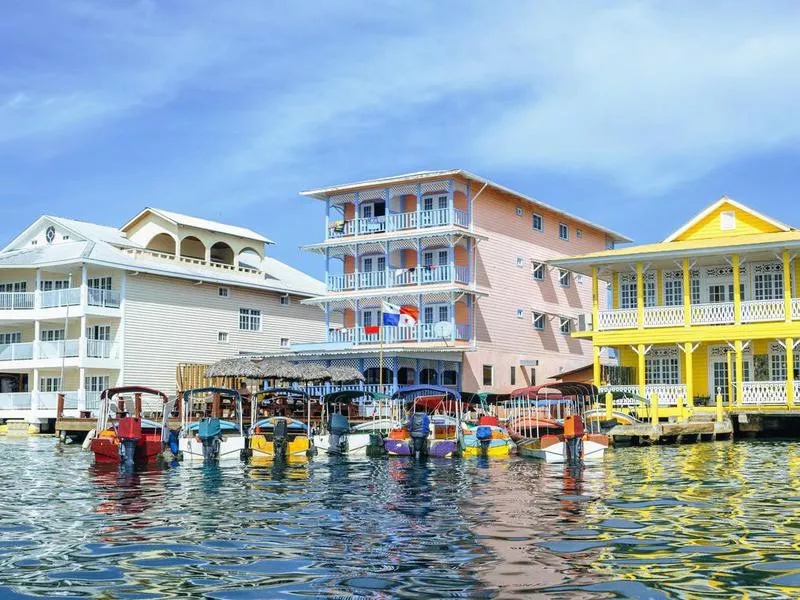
left=313, top=390, right=396, bottom=456
left=460, top=415, right=514, bottom=458
left=90, top=387, right=169, bottom=466
left=247, top=388, right=314, bottom=461
left=177, top=387, right=246, bottom=461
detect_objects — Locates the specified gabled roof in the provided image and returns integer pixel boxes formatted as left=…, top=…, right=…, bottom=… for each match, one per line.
left=121, top=207, right=273, bottom=245
left=663, top=196, right=793, bottom=243
left=300, top=169, right=632, bottom=243
left=2, top=215, right=140, bottom=253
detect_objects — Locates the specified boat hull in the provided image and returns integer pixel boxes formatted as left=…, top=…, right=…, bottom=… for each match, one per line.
left=383, top=438, right=457, bottom=458
left=313, top=433, right=372, bottom=456
left=461, top=425, right=514, bottom=458
left=179, top=436, right=245, bottom=462
left=249, top=434, right=312, bottom=461
left=90, top=431, right=163, bottom=465
left=517, top=434, right=608, bottom=463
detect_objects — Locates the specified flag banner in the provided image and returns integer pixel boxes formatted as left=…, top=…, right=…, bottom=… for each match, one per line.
left=399, top=305, right=419, bottom=325
left=364, top=325, right=380, bottom=335
left=382, top=301, right=401, bottom=326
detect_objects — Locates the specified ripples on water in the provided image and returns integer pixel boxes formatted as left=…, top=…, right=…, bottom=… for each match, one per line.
left=1, top=439, right=799, bottom=598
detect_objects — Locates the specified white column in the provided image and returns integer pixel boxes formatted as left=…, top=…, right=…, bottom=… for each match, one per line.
left=118, top=271, right=126, bottom=386
left=78, top=367, right=86, bottom=413
left=34, top=268, right=42, bottom=309
left=80, top=263, right=88, bottom=307
left=80, top=315, right=87, bottom=361
left=33, top=320, right=40, bottom=359
left=32, top=367, right=39, bottom=412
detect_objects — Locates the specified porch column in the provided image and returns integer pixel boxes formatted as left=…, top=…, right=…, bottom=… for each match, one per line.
left=78, top=367, right=86, bottom=413
left=32, top=368, right=39, bottom=412
left=682, top=258, right=691, bottom=327
left=417, top=293, right=423, bottom=342
left=466, top=238, right=473, bottom=287
left=324, top=248, right=330, bottom=290
left=33, top=320, right=41, bottom=359
left=593, top=345, right=601, bottom=387
left=733, top=254, right=741, bottom=325
left=591, top=266, right=599, bottom=332
left=734, top=340, right=744, bottom=407
left=324, top=304, right=330, bottom=339
left=684, top=342, right=694, bottom=410
left=416, top=183, right=422, bottom=230
left=325, top=197, right=330, bottom=238
left=415, top=358, right=421, bottom=384
left=354, top=191, right=360, bottom=236
left=79, top=315, right=87, bottom=360
left=636, top=263, right=644, bottom=330
left=354, top=243, right=360, bottom=291
left=637, top=343, right=646, bottom=397
left=385, top=240, right=391, bottom=287
left=80, top=263, right=88, bottom=307
left=204, top=244, right=211, bottom=263
left=787, top=338, right=795, bottom=409
left=450, top=292, right=456, bottom=342
left=466, top=181, right=472, bottom=231
left=448, top=178, right=454, bottom=225
left=784, top=249, right=792, bottom=323
left=34, top=268, right=42, bottom=310
left=354, top=298, right=360, bottom=345
left=392, top=356, right=399, bottom=388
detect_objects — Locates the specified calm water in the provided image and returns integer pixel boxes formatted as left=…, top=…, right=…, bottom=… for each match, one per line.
left=1, top=439, right=799, bottom=598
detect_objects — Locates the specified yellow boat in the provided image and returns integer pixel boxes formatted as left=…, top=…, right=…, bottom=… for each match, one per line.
left=248, top=417, right=314, bottom=462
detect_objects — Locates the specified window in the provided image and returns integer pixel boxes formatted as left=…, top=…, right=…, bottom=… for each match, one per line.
left=62, top=235, right=70, bottom=240
left=40, top=377, right=61, bottom=392
left=531, top=262, right=544, bottom=280
left=0, top=282, right=27, bottom=293
left=709, top=284, right=726, bottom=303
left=31, top=240, right=37, bottom=246
left=239, top=308, right=261, bottom=331
left=510, top=366, right=516, bottom=386
left=645, top=356, right=680, bottom=384
left=280, top=295, right=290, bottom=306
left=532, top=214, right=543, bottom=232
left=516, top=257, right=524, bottom=267
left=88, top=277, right=112, bottom=290
left=280, top=337, right=290, bottom=348
left=422, top=195, right=447, bottom=211
left=576, top=229, right=583, bottom=239
left=40, top=280, right=69, bottom=291
left=532, top=312, right=545, bottom=331
left=482, top=365, right=493, bottom=386
left=516, top=207, right=523, bottom=217
left=559, top=317, right=572, bottom=334
left=559, top=269, right=571, bottom=287
left=45, top=226, right=55, bottom=244
left=217, top=331, right=229, bottom=344
left=0, top=332, right=21, bottom=345
left=720, top=210, right=736, bottom=231
left=771, top=352, right=786, bottom=381
left=86, top=325, right=110, bottom=341
left=85, top=375, right=110, bottom=393
left=218, top=287, right=230, bottom=298
left=530, top=367, right=536, bottom=386
left=516, top=308, right=524, bottom=318
left=559, top=223, right=569, bottom=241
left=754, top=272, right=783, bottom=301
left=691, top=278, right=701, bottom=304
left=620, top=281, right=637, bottom=309
left=664, top=279, right=683, bottom=306
left=644, top=280, right=656, bottom=307
left=40, top=329, right=65, bottom=342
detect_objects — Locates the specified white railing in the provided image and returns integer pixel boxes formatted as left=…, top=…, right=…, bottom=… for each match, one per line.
left=453, top=208, right=469, bottom=228
left=793, top=299, right=800, bottom=321
left=358, top=217, right=386, bottom=235
left=643, top=305, right=684, bottom=328
left=454, top=265, right=470, bottom=284
left=41, top=287, right=81, bottom=308
left=86, top=339, right=118, bottom=359
left=597, top=309, right=637, bottom=330
left=326, top=321, right=469, bottom=345
left=599, top=385, right=641, bottom=407
left=87, top=288, right=121, bottom=308
left=0, top=292, right=35, bottom=310
left=359, top=271, right=386, bottom=289
left=386, top=212, right=417, bottom=231
left=391, top=269, right=418, bottom=286
left=38, top=339, right=80, bottom=359
left=37, top=391, right=79, bottom=410
left=328, top=220, right=357, bottom=238
left=327, top=329, right=355, bottom=343
left=0, top=342, right=34, bottom=361
left=742, top=381, right=788, bottom=405
left=691, top=302, right=735, bottom=325
left=0, top=393, right=32, bottom=410
left=419, top=265, right=451, bottom=285
left=741, top=299, right=785, bottom=323
left=327, top=273, right=356, bottom=292
left=124, top=248, right=262, bottom=276
left=645, top=384, right=686, bottom=407
left=420, top=208, right=449, bottom=228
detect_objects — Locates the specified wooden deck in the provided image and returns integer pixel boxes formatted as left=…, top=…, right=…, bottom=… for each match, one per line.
left=608, top=416, right=733, bottom=445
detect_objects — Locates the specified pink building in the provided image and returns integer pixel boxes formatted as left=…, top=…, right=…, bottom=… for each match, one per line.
left=282, top=170, right=629, bottom=395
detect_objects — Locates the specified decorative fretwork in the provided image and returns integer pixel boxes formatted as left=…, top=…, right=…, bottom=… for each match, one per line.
left=597, top=309, right=637, bottom=330
left=690, top=302, right=735, bottom=325
left=643, top=305, right=684, bottom=328
left=649, top=347, right=679, bottom=359
left=329, top=192, right=356, bottom=207
left=742, top=381, right=788, bottom=405
left=663, top=269, right=700, bottom=281
left=741, top=300, right=785, bottom=323
left=420, top=180, right=449, bottom=196
left=753, top=261, right=783, bottom=274
left=619, top=271, right=656, bottom=284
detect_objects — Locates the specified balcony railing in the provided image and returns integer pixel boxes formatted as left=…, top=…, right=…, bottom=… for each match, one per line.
left=599, top=384, right=686, bottom=406
left=741, top=300, right=784, bottom=323
left=86, top=339, right=119, bottom=359
left=328, top=208, right=469, bottom=239
left=0, top=292, right=35, bottom=310
left=41, top=287, right=81, bottom=309
left=88, top=288, right=121, bottom=308
left=742, top=381, right=788, bottom=405
left=0, top=392, right=33, bottom=410
left=328, top=265, right=470, bottom=292
left=38, top=339, right=80, bottom=360
left=0, top=342, right=34, bottom=361
left=327, top=321, right=469, bottom=345
left=597, top=309, right=637, bottom=330
left=643, top=305, right=684, bottom=328
left=359, top=271, right=387, bottom=289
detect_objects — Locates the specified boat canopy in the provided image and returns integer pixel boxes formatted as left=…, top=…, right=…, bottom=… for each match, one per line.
left=391, top=385, right=462, bottom=401
left=321, top=390, right=375, bottom=404
left=182, top=387, right=241, bottom=404
left=510, top=382, right=598, bottom=399
left=101, top=386, right=168, bottom=403
left=254, top=387, right=310, bottom=401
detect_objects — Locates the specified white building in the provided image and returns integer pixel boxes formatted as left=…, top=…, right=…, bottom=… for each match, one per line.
left=0, top=207, right=326, bottom=424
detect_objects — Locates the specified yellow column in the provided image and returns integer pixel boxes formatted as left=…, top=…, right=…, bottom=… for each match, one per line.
left=612, top=272, right=620, bottom=309
left=636, top=263, right=644, bottom=330
left=682, top=257, right=691, bottom=327
left=732, top=254, right=741, bottom=325
left=735, top=340, right=744, bottom=407
left=784, top=249, right=792, bottom=323
left=716, top=392, right=724, bottom=422
left=684, top=342, right=694, bottom=410
left=605, top=391, right=613, bottom=420
left=592, top=266, right=599, bottom=329
left=638, top=344, right=646, bottom=397
left=593, top=345, right=601, bottom=387
left=787, top=338, right=795, bottom=409
left=656, top=269, right=663, bottom=305
left=651, top=393, right=660, bottom=427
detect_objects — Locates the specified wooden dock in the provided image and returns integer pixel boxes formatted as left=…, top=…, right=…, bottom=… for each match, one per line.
left=608, top=415, right=733, bottom=445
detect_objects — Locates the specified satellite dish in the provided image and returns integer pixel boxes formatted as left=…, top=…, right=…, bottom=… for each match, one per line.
left=433, top=321, right=453, bottom=338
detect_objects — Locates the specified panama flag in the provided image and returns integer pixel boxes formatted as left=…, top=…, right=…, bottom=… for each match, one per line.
left=382, top=302, right=419, bottom=326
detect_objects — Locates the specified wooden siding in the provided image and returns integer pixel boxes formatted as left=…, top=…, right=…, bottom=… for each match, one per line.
left=123, top=273, right=326, bottom=395
left=674, top=201, right=783, bottom=242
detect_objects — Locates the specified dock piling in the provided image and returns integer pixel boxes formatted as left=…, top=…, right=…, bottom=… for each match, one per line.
left=605, top=392, right=613, bottom=421
left=716, top=393, right=724, bottom=423
left=650, top=394, right=660, bottom=427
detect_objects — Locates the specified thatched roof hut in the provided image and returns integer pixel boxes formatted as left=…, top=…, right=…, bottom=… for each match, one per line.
left=205, top=357, right=267, bottom=379
left=327, top=365, right=365, bottom=383
left=255, top=358, right=301, bottom=380
left=294, top=362, right=331, bottom=382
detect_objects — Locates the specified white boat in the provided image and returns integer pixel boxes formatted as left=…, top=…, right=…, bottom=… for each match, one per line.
left=177, top=387, right=246, bottom=462
left=313, top=390, right=398, bottom=456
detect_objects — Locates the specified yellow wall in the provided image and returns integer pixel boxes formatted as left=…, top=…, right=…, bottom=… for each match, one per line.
left=674, top=201, right=783, bottom=242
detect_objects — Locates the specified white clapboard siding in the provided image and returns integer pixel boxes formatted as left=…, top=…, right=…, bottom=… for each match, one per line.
left=123, top=273, right=326, bottom=394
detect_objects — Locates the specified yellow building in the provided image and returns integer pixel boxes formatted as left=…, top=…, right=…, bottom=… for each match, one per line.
left=550, top=197, right=800, bottom=415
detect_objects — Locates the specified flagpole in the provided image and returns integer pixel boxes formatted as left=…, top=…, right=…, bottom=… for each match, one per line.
left=378, top=302, right=384, bottom=420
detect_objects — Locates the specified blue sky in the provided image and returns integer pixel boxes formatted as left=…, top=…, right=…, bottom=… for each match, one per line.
left=2, top=1, right=800, bottom=277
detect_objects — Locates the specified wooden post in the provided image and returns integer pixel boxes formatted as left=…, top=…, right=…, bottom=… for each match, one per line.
left=787, top=338, right=795, bottom=409
left=591, top=266, right=599, bottom=332
left=735, top=340, right=744, bottom=407
left=134, top=393, right=142, bottom=419
left=733, top=254, right=741, bottom=325
left=56, top=393, right=65, bottom=420
left=684, top=342, right=694, bottom=411
left=636, top=262, right=644, bottom=330
left=605, top=391, right=613, bottom=420
left=682, top=258, right=691, bottom=327
left=637, top=344, right=646, bottom=397
left=716, top=393, right=724, bottom=423
left=593, top=345, right=601, bottom=388
left=784, top=249, right=792, bottom=323
left=651, top=393, right=660, bottom=427
left=212, top=393, right=221, bottom=418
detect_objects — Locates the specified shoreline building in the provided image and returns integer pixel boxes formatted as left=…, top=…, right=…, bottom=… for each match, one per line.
left=0, top=208, right=326, bottom=424
left=278, top=170, right=630, bottom=395
left=551, top=197, right=800, bottom=413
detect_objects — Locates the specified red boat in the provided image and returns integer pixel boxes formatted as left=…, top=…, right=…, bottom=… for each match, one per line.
left=90, top=387, right=170, bottom=466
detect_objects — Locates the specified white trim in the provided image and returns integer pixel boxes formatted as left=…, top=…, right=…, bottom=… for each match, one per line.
left=663, top=196, right=792, bottom=243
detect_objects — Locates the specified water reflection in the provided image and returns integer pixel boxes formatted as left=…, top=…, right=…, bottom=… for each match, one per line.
left=1, top=439, right=800, bottom=597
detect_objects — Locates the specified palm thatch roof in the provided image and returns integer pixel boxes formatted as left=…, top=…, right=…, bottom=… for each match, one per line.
left=327, top=365, right=365, bottom=383
left=294, top=362, right=331, bottom=382
left=205, top=357, right=267, bottom=379
left=255, top=358, right=301, bottom=380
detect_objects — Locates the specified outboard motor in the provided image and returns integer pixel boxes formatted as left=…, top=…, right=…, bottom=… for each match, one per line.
left=475, top=425, right=493, bottom=457
left=197, top=417, right=223, bottom=461
left=328, top=412, right=350, bottom=455
left=117, top=417, right=142, bottom=467
left=408, top=412, right=430, bottom=458
left=563, top=414, right=585, bottom=464
left=272, top=418, right=289, bottom=459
